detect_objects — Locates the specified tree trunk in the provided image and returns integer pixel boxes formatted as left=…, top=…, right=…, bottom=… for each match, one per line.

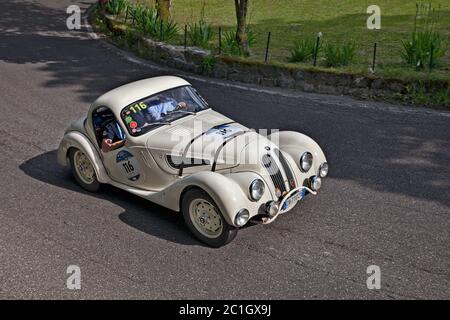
left=234, top=0, right=250, bottom=56
left=156, top=0, right=171, bottom=21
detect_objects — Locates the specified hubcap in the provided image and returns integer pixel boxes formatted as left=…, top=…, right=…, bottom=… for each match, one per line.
left=189, top=199, right=223, bottom=239
left=74, top=150, right=95, bottom=184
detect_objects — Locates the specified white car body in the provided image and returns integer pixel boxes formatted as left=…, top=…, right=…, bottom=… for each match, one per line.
left=57, top=76, right=328, bottom=246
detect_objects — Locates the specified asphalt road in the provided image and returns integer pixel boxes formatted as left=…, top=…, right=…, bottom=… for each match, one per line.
left=0, top=0, right=449, bottom=299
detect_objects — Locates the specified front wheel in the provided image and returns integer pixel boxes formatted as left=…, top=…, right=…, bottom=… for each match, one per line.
left=69, top=148, right=100, bottom=192
left=182, top=188, right=238, bottom=247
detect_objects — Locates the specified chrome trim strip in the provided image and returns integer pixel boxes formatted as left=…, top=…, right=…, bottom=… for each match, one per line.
left=211, top=130, right=252, bottom=172
left=178, top=121, right=235, bottom=176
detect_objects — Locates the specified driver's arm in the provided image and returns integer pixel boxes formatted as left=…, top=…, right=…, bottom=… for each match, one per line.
left=101, top=124, right=125, bottom=153
left=101, top=138, right=125, bottom=153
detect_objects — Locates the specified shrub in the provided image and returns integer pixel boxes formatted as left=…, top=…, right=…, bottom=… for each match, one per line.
left=188, top=21, right=214, bottom=47
left=187, top=0, right=213, bottom=47
left=401, top=3, right=446, bottom=70
left=290, top=37, right=317, bottom=62
left=246, top=27, right=257, bottom=48
left=222, top=28, right=256, bottom=56
left=157, top=19, right=178, bottom=41
left=435, top=86, right=450, bottom=107
left=105, top=0, right=129, bottom=16
left=402, top=33, right=446, bottom=69
left=223, top=31, right=240, bottom=56
left=132, top=5, right=158, bottom=35
left=201, top=55, right=215, bottom=73
left=324, top=42, right=356, bottom=67
left=131, top=5, right=178, bottom=41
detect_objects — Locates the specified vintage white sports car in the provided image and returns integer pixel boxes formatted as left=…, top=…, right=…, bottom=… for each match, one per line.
left=58, top=76, right=328, bottom=247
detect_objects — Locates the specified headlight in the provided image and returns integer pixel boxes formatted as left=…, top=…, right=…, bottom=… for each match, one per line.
left=319, top=162, right=329, bottom=178
left=249, top=179, right=265, bottom=201
left=310, top=176, right=322, bottom=191
left=300, top=152, right=313, bottom=172
left=265, top=201, right=279, bottom=217
left=235, top=209, right=249, bottom=227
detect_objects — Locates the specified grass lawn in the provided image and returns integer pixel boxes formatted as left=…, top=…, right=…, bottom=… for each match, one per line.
left=130, top=0, right=450, bottom=81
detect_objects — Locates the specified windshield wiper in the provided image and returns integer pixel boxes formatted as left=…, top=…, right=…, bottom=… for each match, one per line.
left=142, top=111, right=196, bottom=128
left=143, top=121, right=171, bottom=127
left=170, top=110, right=196, bottom=115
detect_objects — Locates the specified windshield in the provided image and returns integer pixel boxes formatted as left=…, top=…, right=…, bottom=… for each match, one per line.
left=120, top=85, right=209, bottom=137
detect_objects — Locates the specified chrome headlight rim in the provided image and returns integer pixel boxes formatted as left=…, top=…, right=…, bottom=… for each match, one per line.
left=319, top=162, right=329, bottom=178
left=235, top=209, right=250, bottom=227
left=300, top=152, right=313, bottom=172
left=310, top=176, right=322, bottom=191
left=249, top=178, right=265, bottom=202
left=265, top=201, right=279, bottom=217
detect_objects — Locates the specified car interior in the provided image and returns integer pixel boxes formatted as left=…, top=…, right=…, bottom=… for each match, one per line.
left=92, top=106, right=122, bottom=148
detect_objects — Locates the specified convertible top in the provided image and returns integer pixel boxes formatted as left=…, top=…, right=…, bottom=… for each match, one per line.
left=91, top=76, right=191, bottom=115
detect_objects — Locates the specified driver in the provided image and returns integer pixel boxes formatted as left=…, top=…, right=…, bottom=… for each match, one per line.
left=147, top=96, right=187, bottom=122
left=101, top=120, right=126, bottom=153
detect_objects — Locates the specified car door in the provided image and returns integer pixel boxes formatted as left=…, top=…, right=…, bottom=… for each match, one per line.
left=101, top=143, right=146, bottom=186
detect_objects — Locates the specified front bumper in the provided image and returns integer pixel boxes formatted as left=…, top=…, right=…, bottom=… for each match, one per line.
left=260, top=186, right=317, bottom=224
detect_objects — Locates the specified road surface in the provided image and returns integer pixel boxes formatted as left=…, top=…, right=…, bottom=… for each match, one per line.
left=0, top=0, right=449, bottom=299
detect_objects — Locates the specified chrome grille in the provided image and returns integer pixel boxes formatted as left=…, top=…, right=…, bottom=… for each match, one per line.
left=262, top=153, right=286, bottom=194
left=275, top=148, right=296, bottom=190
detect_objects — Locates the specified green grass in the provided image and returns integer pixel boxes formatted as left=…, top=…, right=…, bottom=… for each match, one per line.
left=128, top=0, right=450, bottom=81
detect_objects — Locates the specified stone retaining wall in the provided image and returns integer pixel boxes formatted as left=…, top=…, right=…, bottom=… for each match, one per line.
left=97, top=12, right=449, bottom=107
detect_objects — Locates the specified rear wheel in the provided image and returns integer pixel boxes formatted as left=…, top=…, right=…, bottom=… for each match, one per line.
left=69, top=148, right=100, bottom=192
left=182, top=188, right=237, bottom=247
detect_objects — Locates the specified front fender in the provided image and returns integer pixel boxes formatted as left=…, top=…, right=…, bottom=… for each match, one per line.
left=269, top=131, right=327, bottom=173
left=57, top=131, right=110, bottom=184
left=158, top=171, right=252, bottom=226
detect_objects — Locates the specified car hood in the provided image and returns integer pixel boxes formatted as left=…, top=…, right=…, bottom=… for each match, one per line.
left=145, top=110, right=267, bottom=172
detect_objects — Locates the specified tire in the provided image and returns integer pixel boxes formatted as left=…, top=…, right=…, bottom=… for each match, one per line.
left=69, top=148, right=101, bottom=192
left=182, top=188, right=238, bottom=247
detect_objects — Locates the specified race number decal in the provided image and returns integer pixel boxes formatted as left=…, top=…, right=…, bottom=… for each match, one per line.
left=116, top=150, right=140, bottom=181
left=205, top=124, right=242, bottom=139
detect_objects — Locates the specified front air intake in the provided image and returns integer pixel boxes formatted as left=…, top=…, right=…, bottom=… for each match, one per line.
left=275, top=148, right=296, bottom=190
left=262, top=153, right=286, bottom=195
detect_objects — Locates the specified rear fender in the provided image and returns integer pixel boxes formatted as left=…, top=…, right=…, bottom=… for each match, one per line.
left=57, top=131, right=110, bottom=184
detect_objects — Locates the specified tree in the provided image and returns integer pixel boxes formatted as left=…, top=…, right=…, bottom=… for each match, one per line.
left=156, top=0, right=171, bottom=21
left=234, top=0, right=250, bottom=56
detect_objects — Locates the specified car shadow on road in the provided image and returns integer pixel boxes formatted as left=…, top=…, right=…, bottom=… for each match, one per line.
left=19, top=150, right=203, bottom=246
